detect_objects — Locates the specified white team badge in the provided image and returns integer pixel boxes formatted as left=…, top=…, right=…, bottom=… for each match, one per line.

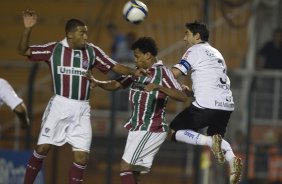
left=45, top=127, right=50, bottom=134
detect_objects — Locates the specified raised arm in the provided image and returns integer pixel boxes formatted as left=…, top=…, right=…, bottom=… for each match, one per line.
left=18, top=10, right=38, bottom=56
left=145, top=83, right=187, bottom=102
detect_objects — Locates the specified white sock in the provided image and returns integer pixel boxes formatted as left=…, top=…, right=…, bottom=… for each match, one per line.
left=221, top=139, right=236, bottom=162
left=175, top=130, right=212, bottom=146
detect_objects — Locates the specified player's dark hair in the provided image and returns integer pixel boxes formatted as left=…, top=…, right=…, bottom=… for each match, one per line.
left=185, top=21, right=209, bottom=42
left=65, top=19, right=86, bottom=33
left=131, top=37, right=158, bottom=56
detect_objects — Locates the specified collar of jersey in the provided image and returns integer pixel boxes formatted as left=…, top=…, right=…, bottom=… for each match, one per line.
left=152, top=60, right=163, bottom=68
left=60, top=38, right=70, bottom=48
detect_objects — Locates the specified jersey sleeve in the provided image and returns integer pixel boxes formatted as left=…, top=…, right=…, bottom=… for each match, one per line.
left=116, top=75, right=134, bottom=88
left=28, top=42, right=57, bottom=62
left=0, top=79, right=23, bottom=110
left=91, top=45, right=117, bottom=73
left=161, top=67, right=182, bottom=90
left=172, top=48, right=197, bottom=75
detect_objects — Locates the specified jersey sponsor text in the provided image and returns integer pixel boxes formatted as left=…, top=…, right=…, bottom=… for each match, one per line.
left=57, top=66, right=87, bottom=76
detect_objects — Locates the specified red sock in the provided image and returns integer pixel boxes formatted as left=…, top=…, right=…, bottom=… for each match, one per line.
left=120, top=171, right=136, bottom=184
left=69, top=162, right=86, bottom=184
left=23, top=150, right=46, bottom=184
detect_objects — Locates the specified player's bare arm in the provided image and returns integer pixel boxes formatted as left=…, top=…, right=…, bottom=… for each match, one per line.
left=171, top=67, right=182, bottom=79
left=85, top=70, right=122, bottom=91
left=181, top=84, right=194, bottom=97
left=112, top=64, right=147, bottom=77
left=98, top=80, right=122, bottom=91
left=145, top=83, right=187, bottom=102
left=14, top=103, right=30, bottom=129
left=18, top=10, right=38, bottom=56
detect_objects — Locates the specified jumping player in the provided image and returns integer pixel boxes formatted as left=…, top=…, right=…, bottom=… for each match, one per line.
left=87, top=37, right=187, bottom=184
left=18, top=10, right=146, bottom=184
left=169, top=21, right=243, bottom=184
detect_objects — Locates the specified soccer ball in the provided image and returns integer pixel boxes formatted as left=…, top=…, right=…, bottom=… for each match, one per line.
left=123, top=0, right=148, bottom=24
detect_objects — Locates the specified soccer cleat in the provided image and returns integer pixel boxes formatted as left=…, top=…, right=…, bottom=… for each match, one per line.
left=230, top=157, right=243, bottom=184
left=211, top=134, right=225, bottom=165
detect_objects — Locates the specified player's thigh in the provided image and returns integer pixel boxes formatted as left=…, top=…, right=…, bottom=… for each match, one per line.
left=207, top=110, right=232, bottom=137
left=169, top=105, right=211, bottom=131
left=69, top=105, right=92, bottom=152
left=122, top=131, right=167, bottom=172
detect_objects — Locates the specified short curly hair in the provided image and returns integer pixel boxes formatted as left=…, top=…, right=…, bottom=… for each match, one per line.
left=131, top=37, right=158, bottom=56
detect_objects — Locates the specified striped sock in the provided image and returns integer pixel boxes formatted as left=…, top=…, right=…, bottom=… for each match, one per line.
left=120, top=171, right=136, bottom=184
left=23, top=150, right=46, bottom=184
left=69, top=162, right=86, bottom=184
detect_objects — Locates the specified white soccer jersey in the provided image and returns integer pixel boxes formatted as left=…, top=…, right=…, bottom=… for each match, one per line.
left=173, top=42, right=234, bottom=111
left=0, top=78, right=23, bottom=110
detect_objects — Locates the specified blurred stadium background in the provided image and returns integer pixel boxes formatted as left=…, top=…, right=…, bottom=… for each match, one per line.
left=0, top=0, right=282, bottom=184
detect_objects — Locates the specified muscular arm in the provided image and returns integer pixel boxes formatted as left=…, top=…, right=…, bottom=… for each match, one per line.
left=145, top=83, right=187, bottom=102
left=97, top=80, right=123, bottom=91
left=18, top=28, right=32, bottom=56
left=171, top=67, right=183, bottom=79
left=112, top=64, right=135, bottom=75
left=86, top=70, right=123, bottom=91
left=89, top=76, right=123, bottom=91
left=13, top=103, right=30, bottom=129
left=112, top=63, right=147, bottom=77
left=18, top=10, right=38, bottom=56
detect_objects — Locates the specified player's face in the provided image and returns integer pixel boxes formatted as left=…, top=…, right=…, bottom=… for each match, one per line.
left=133, top=49, right=151, bottom=69
left=184, top=29, right=198, bottom=48
left=68, top=26, right=88, bottom=49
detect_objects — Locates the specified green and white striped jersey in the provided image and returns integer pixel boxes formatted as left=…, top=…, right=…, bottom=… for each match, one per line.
left=117, top=61, right=182, bottom=132
left=28, top=39, right=117, bottom=100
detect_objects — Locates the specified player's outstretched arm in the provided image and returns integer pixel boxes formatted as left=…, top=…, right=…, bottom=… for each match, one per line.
left=112, top=64, right=147, bottom=77
left=145, top=83, right=187, bottom=102
left=97, top=80, right=122, bottom=91
left=18, top=10, right=38, bottom=56
left=13, top=103, right=30, bottom=129
left=85, top=70, right=122, bottom=91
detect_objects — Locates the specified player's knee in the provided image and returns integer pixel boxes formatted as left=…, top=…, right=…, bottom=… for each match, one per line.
left=73, top=151, right=89, bottom=165
left=120, top=159, right=131, bottom=171
left=36, top=144, right=51, bottom=155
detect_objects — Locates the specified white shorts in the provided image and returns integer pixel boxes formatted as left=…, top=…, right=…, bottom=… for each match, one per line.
left=122, top=131, right=167, bottom=173
left=37, top=95, right=92, bottom=152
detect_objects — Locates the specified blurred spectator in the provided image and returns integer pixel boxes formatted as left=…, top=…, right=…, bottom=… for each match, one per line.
left=106, top=23, right=136, bottom=111
left=256, top=28, right=282, bottom=70
left=106, top=22, right=135, bottom=64
left=253, top=28, right=282, bottom=120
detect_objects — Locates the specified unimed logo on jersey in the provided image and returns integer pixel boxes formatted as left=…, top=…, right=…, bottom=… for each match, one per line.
left=58, top=66, right=87, bottom=76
